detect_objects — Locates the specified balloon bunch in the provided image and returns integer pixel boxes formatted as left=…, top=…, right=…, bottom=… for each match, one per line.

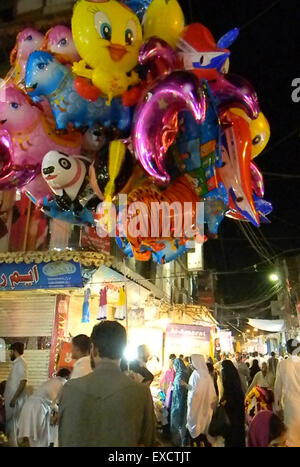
left=0, top=0, right=272, bottom=263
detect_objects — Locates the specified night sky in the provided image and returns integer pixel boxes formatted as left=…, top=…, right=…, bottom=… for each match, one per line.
left=179, top=0, right=300, bottom=307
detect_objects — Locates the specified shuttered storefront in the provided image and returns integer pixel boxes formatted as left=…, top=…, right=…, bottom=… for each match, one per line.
left=0, top=294, right=57, bottom=390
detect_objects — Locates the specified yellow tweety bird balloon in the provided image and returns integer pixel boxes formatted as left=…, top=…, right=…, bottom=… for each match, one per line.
left=72, top=0, right=142, bottom=104
left=143, top=0, right=185, bottom=49
left=231, top=108, right=271, bottom=159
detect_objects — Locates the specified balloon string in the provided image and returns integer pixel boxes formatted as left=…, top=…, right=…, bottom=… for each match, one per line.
left=239, top=0, right=282, bottom=31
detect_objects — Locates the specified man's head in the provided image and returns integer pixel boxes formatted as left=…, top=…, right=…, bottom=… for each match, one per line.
left=56, top=368, right=71, bottom=380
left=179, top=354, right=184, bottom=360
left=137, top=344, right=150, bottom=364
left=71, top=334, right=91, bottom=360
left=271, top=351, right=275, bottom=358
left=261, top=361, right=268, bottom=375
left=235, top=352, right=242, bottom=362
left=183, top=356, right=190, bottom=366
left=286, top=339, right=300, bottom=356
left=10, top=342, right=24, bottom=361
left=221, top=352, right=227, bottom=361
left=90, top=321, right=126, bottom=367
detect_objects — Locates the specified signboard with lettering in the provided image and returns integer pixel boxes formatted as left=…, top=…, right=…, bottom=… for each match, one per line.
left=0, top=261, right=83, bottom=291
left=165, top=323, right=211, bottom=360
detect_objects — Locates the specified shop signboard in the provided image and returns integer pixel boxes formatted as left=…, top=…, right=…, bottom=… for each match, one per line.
left=0, top=261, right=83, bottom=291
left=165, top=323, right=211, bottom=360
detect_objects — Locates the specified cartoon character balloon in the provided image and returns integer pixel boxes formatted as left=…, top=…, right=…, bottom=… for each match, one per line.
left=9, top=28, right=44, bottom=84
left=0, top=84, right=82, bottom=194
left=42, top=25, right=81, bottom=65
left=71, top=0, right=142, bottom=104
left=25, top=51, right=132, bottom=131
left=42, top=151, right=97, bottom=216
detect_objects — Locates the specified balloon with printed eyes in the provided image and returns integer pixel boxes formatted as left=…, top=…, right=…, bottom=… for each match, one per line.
left=9, top=28, right=44, bottom=84
left=0, top=84, right=82, bottom=196
left=42, top=25, right=81, bottom=65
left=25, top=51, right=132, bottom=131
left=71, top=0, right=143, bottom=104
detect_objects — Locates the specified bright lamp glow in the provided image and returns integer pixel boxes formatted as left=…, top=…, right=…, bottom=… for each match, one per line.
left=269, top=273, right=279, bottom=282
left=246, top=329, right=251, bottom=333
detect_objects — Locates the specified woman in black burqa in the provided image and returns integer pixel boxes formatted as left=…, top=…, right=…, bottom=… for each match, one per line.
left=221, top=360, right=245, bottom=447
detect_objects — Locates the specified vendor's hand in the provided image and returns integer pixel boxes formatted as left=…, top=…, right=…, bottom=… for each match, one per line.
left=9, top=398, right=16, bottom=408
left=179, top=379, right=186, bottom=387
left=51, top=413, right=59, bottom=426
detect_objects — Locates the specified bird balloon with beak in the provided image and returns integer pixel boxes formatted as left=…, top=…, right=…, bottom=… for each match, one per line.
left=42, top=151, right=97, bottom=217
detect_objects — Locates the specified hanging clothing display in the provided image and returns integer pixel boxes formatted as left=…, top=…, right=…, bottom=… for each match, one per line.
left=82, top=288, right=91, bottom=323
left=97, top=287, right=108, bottom=320
left=115, top=286, right=126, bottom=321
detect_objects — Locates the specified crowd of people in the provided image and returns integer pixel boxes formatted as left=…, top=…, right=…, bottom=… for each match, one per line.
left=0, top=321, right=300, bottom=448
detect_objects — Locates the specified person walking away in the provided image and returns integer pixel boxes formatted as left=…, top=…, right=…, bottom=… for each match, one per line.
left=170, top=357, right=189, bottom=446
left=70, top=334, right=92, bottom=379
left=274, top=338, right=300, bottom=447
left=18, top=368, right=70, bottom=447
left=233, top=352, right=250, bottom=394
left=4, top=342, right=27, bottom=446
left=219, top=360, right=246, bottom=447
left=247, top=410, right=287, bottom=447
left=59, top=321, right=156, bottom=447
left=249, top=359, right=261, bottom=385
left=186, top=355, right=217, bottom=447
left=160, top=354, right=176, bottom=438
left=268, top=352, right=278, bottom=377
left=183, top=357, right=193, bottom=379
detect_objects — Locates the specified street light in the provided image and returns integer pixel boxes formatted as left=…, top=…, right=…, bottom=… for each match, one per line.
left=269, top=273, right=280, bottom=282
left=246, top=329, right=251, bottom=333
left=254, top=328, right=258, bottom=332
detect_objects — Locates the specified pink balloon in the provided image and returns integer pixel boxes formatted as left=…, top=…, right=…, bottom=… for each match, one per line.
left=250, top=161, right=264, bottom=198
left=139, top=37, right=179, bottom=81
left=43, top=25, right=81, bottom=65
left=210, top=73, right=260, bottom=120
left=0, top=84, right=82, bottom=191
left=9, top=28, right=44, bottom=84
left=132, top=71, right=207, bottom=184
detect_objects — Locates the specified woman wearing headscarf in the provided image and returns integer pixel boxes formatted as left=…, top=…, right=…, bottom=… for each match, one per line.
left=187, top=355, right=217, bottom=447
left=170, top=357, right=189, bottom=446
left=219, top=360, right=246, bottom=447
left=248, top=411, right=287, bottom=447
left=249, top=359, right=261, bottom=385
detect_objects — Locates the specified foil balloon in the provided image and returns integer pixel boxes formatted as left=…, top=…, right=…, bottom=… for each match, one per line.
left=132, top=71, right=207, bottom=184
left=25, top=51, right=132, bottom=131
left=42, top=151, right=97, bottom=215
left=123, top=0, right=151, bottom=22
left=71, top=0, right=142, bottom=104
left=250, top=161, right=264, bottom=198
left=218, top=111, right=260, bottom=226
left=177, top=23, right=239, bottom=81
left=231, top=108, right=270, bottom=159
left=42, top=198, right=95, bottom=225
left=0, top=84, right=82, bottom=191
left=139, top=37, right=180, bottom=82
left=42, top=25, right=81, bottom=65
left=210, top=74, right=260, bottom=120
left=143, top=0, right=185, bottom=49
left=9, top=28, right=44, bottom=84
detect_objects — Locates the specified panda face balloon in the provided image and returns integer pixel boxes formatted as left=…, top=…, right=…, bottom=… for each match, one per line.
left=42, top=151, right=87, bottom=202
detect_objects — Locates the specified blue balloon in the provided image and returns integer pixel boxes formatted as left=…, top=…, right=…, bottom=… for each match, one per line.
left=25, top=51, right=132, bottom=131
left=124, top=0, right=151, bottom=21
left=42, top=198, right=95, bottom=226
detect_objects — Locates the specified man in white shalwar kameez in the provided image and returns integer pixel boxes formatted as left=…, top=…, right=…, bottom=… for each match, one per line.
left=18, top=368, right=70, bottom=447
left=274, top=339, right=300, bottom=447
left=4, top=342, right=27, bottom=447
left=186, top=355, right=217, bottom=445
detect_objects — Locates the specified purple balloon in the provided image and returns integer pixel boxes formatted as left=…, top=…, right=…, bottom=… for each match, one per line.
left=132, top=71, right=207, bottom=184
left=250, top=161, right=264, bottom=198
left=139, top=36, right=179, bottom=80
left=0, top=131, right=39, bottom=190
left=210, top=74, right=260, bottom=120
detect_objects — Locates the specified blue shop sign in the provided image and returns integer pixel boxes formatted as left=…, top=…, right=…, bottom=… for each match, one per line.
left=0, top=261, right=83, bottom=291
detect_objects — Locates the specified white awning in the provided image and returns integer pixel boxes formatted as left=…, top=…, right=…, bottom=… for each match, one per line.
left=248, top=318, right=285, bottom=332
